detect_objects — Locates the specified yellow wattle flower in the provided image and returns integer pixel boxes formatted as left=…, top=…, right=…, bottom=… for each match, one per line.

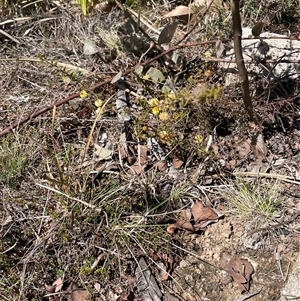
left=80, top=90, right=88, bottom=99
left=159, top=112, right=170, bottom=121
left=152, top=106, right=159, bottom=115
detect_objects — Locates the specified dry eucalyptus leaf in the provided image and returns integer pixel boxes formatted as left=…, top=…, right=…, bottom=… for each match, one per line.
left=53, top=277, right=63, bottom=293
left=155, top=159, right=168, bottom=172
left=44, top=285, right=56, bottom=295
left=127, top=154, right=137, bottom=166
left=219, top=251, right=254, bottom=292
left=68, top=283, right=90, bottom=301
left=177, top=219, right=194, bottom=231
left=172, top=156, right=184, bottom=169
left=94, top=144, right=113, bottom=160
left=111, top=71, right=122, bottom=84
left=192, top=201, right=218, bottom=222
left=176, top=209, right=194, bottom=231
left=145, top=67, right=165, bottom=83
left=83, top=39, right=98, bottom=55
left=237, top=139, right=251, bottom=158
left=215, top=39, right=225, bottom=58
left=127, top=145, right=137, bottom=166
left=192, top=201, right=221, bottom=229
left=129, top=163, right=144, bottom=174
left=158, top=22, right=178, bottom=45
left=251, top=133, right=268, bottom=159
left=163, top=5, right=194, bottom=18
left=135, top=257, right=162, bottom=301
left=139, top=145, right=148, bottom=165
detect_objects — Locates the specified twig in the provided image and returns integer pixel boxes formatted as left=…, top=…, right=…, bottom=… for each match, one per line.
left=233, top=171, right=300, bottom=185
left=0, top=57, right=91, bottom=75
left=35, top=183, right=102, bottom=212
left=0, top=241, right=17, bottom=254
left=0, top=28, right=20, bottom=44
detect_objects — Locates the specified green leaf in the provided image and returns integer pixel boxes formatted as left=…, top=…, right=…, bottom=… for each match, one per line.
left=145, top=67, right=165, bottom=83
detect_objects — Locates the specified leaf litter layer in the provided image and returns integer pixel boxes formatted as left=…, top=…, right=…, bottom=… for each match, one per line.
left=1, top=0, right=300, bottom=300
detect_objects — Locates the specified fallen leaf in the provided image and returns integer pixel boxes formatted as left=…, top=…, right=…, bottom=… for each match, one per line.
left=251, top=133, right=268, bottom=159
left=176, top=209, right=194, bottom=231
left=119, top=145, right=128, bottom=160
left=177, top=219, right=194, bottom=231
left=44, top=285, right=55, bottom=295
left=237, top=139, right=251, bottom=158
left=157, top=253, right=174, bottom=280
left=134, top=257, right=162, bottom=301
left=128, top=145, right=149, bottom=173
left=83, top=39, right=98, bottom=55
left=139, top=145, right=148, bottom=165
left=68, top=283, right=90, bottom=301
left=127, top=155, right=137, bottom=166
left=155, top=159, right=168, bottom=172
left=158, top=22, right=178, bottom=45
left=128, top=163, right=145, bottom=174
left=158, top=262, right=169, bottom=280
left=215, top=39, right=225, bottom=58
left=192, top=201, right=218, bottom=222
left=192, top=201, right=221, bottom=230
left=145, top=67, right=165, bottom=83
left=50, top=277, right=63, bottom=293
left=111, top=71, right=122, bottom=84
left=94, top=144, right=113, bottom=160
left=219, top=251, right=254, bottom=292
left=163, top=5, right=195, bottom=18
left=172, top=156, right=184, bottom=169
left=127, top=145, right=137, bottom=166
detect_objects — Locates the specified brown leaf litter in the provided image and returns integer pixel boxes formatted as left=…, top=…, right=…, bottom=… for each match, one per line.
left=167, top=201, right=223, bottom=233
left=44, top=279, right=90, bottom=301
left=219, top=251, right=254, bottom=292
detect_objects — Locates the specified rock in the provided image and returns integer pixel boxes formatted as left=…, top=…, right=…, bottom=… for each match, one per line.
left=221, top=27, right=300, bottom=85
left=280, top=255, right=300, bottom=300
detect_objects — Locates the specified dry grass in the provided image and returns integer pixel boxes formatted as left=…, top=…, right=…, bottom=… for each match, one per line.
left=1, top=0, right=300, bottom=300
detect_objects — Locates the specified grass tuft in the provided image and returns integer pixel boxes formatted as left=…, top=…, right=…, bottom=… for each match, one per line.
left=224, top=178, right=282, bottom=226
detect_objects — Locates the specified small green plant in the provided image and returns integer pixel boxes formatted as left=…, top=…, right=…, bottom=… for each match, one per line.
left=224, top=179, right=282, bottom=225
left=135, top=84, right=222, bottom=148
